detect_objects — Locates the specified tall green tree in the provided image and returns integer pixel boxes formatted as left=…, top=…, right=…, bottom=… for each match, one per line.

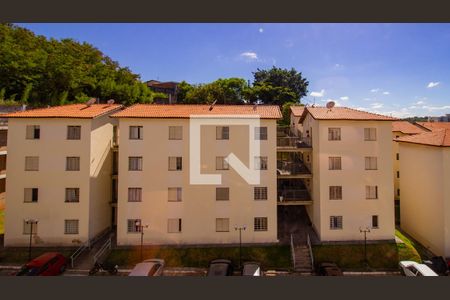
left=181, top=78, right=248, bottom=104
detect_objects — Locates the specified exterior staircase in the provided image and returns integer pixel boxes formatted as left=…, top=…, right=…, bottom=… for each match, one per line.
left=293, top=244, right=313, bottom=273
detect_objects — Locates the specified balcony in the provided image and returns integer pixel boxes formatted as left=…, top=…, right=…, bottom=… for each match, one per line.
left=277, top=161, right=311, bottom=178
left=277, top=188, right=312, bottom=205
left=277, top=137, right=311, bottom=151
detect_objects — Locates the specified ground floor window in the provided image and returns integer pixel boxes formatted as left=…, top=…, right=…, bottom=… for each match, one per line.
left=372, top=215, right=379, bottom=229
left=216, top=218, right=229, bottom=232
left=168, top=218, right=182, bottom=233
left=127, top=219, right=142, bottom=233
left=254, top=217, right=268, bottom=231
left=64, top=219, right=79, bottom=234
left=330, top=216, right=343, bottom=230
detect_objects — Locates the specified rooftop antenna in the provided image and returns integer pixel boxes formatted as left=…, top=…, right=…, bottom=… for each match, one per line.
left=209, top=100, right=218, bottom=111
left=326, top=100, right=335, bottom=111
left=107, top=99, right=115, bottom=105
left=85, top=98, right=96, bottom=107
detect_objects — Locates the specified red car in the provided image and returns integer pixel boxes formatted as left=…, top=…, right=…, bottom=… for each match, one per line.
left=16, top=252, right=68, bottom=276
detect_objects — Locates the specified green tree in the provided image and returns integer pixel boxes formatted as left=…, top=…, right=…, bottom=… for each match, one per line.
left=251, top=66, right=309, bottom=105
left=182, top=78, right=247, bottom=104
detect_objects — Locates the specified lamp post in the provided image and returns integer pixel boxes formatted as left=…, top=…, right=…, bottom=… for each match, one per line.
left=234, top=225, right=246, bottom=269
left=25, top=219, right=38, bottom=261
left=135, top=220, right=148, bottom=261
left=359, top=227, right=371, bottom=266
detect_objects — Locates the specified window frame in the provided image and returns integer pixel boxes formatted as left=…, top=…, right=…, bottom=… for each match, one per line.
left=168, top=156, right=182, bottom=171
left=168, top=187, right=182, bottom=202
left=24, top=188, right=39, bottom=203
left=65, top=188, right=80, bottom=203
left=64, top=219, right=79, bottom=235
left=328, top=157, right=342, bottom=170
left=215, top=218, right=230, bottom=232
left=129, top=156, right=143, bottom=171
left=255, top=127, right=268, bottom=140
left=127, top=219, right=142, bottom=233
left=25, top=156, right=39, bottom=171
left=167, top=218, right=182, bottom=233
left=216, top=156, right=229, bottom=170
left=372, top=215, right=379, bottom=229
left=254, top=217, right=268, bottom=232
left=216, top=126, right=230, bottom=140
left=329, top=216, right=343, bottom=230
left=66, top=156, right=80, bottom=171
left=168, top=126, right=183, bottom=140
left=254, top=187, right=268, bottom=201
left=216, top=187, right=230, bottom=201
left=128, top=187, right=142, bottom=202
left=129, top=126, right=143, bottom=140
left=365, top=156, right=378, bottom=170
left=329, top=186, right=342, bottom=200
left=67, top=126, right=81, bottom=140
left=366, top=186, right=378, bottom=200
left=364, top=128, right=377, bottom=141
left=26, top=125, right=40, bottom=140
left=328, top=128, right=341, bottom=141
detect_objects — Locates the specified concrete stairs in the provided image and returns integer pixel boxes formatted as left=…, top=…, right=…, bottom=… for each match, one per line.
left=293, top=244, right=313, bottom=274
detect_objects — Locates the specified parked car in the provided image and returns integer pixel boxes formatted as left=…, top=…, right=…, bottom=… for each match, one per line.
left=16, top=252, right=68, bottom=276
left=423, top=256, right=449, bottom=276
left=399, top=261, right=438, bottom=276
left=317, top=262, right=343, bottom=276
left=128, top=259, right=165, bottom=276
left=242, top=262, right=262, bottom=276
left=206, top=259, right=234, bottom=276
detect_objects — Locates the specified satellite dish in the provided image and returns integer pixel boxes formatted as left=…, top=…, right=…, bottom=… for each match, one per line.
left=326, top=101, right=335, bottom=109
left=86, top=98, right=96, bottom=107
left=107, top=99, right=115, bottom=105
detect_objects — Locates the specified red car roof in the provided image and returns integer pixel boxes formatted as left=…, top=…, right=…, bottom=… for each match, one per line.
left=27, top=252, right=63, bottom=267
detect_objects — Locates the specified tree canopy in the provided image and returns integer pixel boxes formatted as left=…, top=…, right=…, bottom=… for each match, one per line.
left=0, top=23, right=164, bottom=106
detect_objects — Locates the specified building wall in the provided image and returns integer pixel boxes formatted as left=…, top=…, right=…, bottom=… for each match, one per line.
left=314, top=120, right=395, bottom=241
left=116, top=118, right=278, bottom=246
left=399, top=143, right=448, bottom=256
left=88, top=116, right=117, bottom=239
left=5, top=118, right=92, bottom=246
left=392, top=131, right=406, bottom=202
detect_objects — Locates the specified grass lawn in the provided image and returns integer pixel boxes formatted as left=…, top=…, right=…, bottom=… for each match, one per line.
left=0, top=247, right=75, bottom=265
left=395, top=229, right=427, bottom=261
left=104, top=245, right=291, bottom=270
left=312, top=230, right=422, bottom=271
left=0, top=209, right=4, bottom=235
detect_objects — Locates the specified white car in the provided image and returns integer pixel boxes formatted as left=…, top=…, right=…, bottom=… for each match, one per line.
left=399, top=261, right=438, bottom=276
left=128, top=259, right=165, bottom=276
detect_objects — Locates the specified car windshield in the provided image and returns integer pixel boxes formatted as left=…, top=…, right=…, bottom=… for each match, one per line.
left=16, top=266, right=41, bottom=276
left=209, top=263, right=229, bottom=275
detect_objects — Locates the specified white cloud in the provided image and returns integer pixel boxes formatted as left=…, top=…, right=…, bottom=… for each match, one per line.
left=422, top=105, right=450, bottom=111
left=370, top=88, right=380, bottom=93
left=415, top=100, right=425, bottom=105
left=382, top=91, right=390, bottom=95
left=339, top=96, right=349, bottom=101
left=239, top=51, right=258, bottom=61
left=259, top=28, right=264, bottom=33
left=370, top=102, right=384, bottom=109
left=427, top=81, right=440, bottom=88
left=334, top=63, right=343, bottom=69
left=310, top=89, right=325, bottom=98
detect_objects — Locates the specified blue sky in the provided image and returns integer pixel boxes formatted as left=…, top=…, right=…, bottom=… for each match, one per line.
left=19, top=23, right=450, bottom=117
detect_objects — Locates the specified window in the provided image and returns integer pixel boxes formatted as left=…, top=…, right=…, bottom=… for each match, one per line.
left=67, top=126, right=81, bottom=140
left=366, top=186, right=378, bottom=199
left=168, top=187, right=182, bottom=202
left=216, top=157, right=229, bottom=170
left=328, top=128, right=341, bottom=141
left=364, top=128, right=377, bottom=141
left=65, top=188, right=79, bottom=203
left=216, top=218, right=229, bottom=232
left=127, top=219, right=142, bottom=233
left=365, top=157, right=377, bottom=170
left=66, top=157, right=80, bottom=171
left=129, top=126, right=143, bottom=140
left=169, top=126, right=182, bottom=140
left=216, top=126, right=229, bottom=140
left=330, top=216, right=343, bottom=230
left=328, top=157, right=342, bottom=170
left=216, top=187, right=229, bottom=201
left=396, top=153, right=399, bottom=160
left=25, top=156, right=39, bottom=171
left=329, top=186, right=342, bottom=200
left=128, top=188, right=142, bottom=202
left=372, top=215, right=379, bottom=229
left=397, top=189, right=400, bottom=196
left=129, top=157, right=143, bottom=171
left=255, top=156, right=268, bottom=170
left=254, top=187, right=268, bottom=200
left=397, top=171, right=400, bottom=178
left=64, top=220, right=79, bottom=234
left=254, top=217, right=268, bottom=231
left=168, top=219, right=182, bottom=233
left=23, top=221, right=38, bottom=235
left=26, top=125, right=40, bottom=139
left=255, top=127, right=268, bottom=140
left=168, top=157, right=182, bottom=171
left=24, top=188, right=39, bottom=203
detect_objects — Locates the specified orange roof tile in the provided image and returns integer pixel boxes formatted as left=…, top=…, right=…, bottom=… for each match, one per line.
left=415, top=122, right=450, bottom=132
left=290, top=106, right=305, bottom=117
left=392, top=121, right=427, bottom=134
left=3, top=104, right=123, bottom=119
left=395, top=128, right=450, bottom=147
left=299, top=106, right=397, bottom=122
left=111, top=104, right=282, bottom=119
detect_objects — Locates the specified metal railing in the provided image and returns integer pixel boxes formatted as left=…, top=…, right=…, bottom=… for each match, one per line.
left=290, top=234, right=296, bottom=270
left=277, top=161, right=311, bottom=175
left=93, top=236, right=112, bottom=264
left=277, top=126, right=293, bottom=137
left=277, top=137, right=311, bottom=148
left=70, top=241, right=89, bottom=268
left=278, top=189, right=311, bottom=202
left=307, top=233, right=314, bottom=272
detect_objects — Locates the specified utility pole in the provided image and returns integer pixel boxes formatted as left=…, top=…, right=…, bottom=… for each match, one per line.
left=235, top=225, right=246, bottom=269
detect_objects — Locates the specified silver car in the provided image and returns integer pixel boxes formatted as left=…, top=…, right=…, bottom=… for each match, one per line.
left=128, top=259, right=165, bottom=276
left=242, top=262, right=262, bottom=276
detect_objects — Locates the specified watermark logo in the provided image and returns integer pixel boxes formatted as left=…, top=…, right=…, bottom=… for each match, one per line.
left=189, top=115, right=261, bottom=185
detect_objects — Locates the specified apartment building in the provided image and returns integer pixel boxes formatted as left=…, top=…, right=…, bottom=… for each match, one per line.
left=3, top=103, right=122, bottom=246
left=289, top=106, right=396, bottom=242
left=391, top=121, right=427, bottom=223
left=396, top=129, right=450, bottom=256
left=111, top=104, right=281, bottom=246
